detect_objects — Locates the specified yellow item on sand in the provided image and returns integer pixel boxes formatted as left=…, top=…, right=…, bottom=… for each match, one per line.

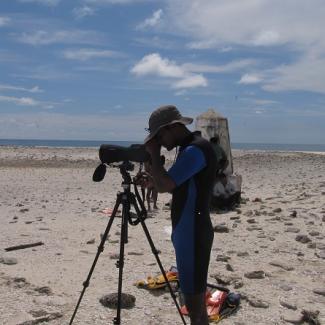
left=135, top=271, right=178, bottom=290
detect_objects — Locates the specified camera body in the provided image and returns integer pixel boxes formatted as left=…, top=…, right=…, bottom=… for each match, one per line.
left=99, top=144, right=150, bottom=164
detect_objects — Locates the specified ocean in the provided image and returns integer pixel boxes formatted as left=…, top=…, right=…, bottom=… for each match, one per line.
left=0, top=139, right=324, bottom=152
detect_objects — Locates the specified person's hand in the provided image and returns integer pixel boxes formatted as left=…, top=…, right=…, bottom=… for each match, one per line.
left=134, top=171, right=154, bottom=188
left=145, top=138, right=161, bottom=157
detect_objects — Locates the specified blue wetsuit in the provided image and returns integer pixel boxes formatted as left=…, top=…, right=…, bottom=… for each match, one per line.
left=168, top=133, right=217, bottom=295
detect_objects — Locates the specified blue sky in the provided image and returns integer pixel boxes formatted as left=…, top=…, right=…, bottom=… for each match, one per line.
left=0, top=0, right=324, bottom=144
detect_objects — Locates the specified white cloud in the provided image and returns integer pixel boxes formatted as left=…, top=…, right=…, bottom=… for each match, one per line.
left=72, top=6, right=96, bottom=19
left=183, top=59, right=257, bottom=74
left=239, top=73, right=263, bottom=85
left=62, top=48, right=120, bottom=61
left=263, top=54, right=325, bottom=94
left=165, top=0, right=325, bottom=94
left=131, top=53, right=184, bottom=78
left=173, top=74, right=207, bottom=89
left=0, top=84, right=43, bottom=93
left=0, top=95, right=40, bottom=106
left=19, top=0, right=61, bottom=6
left=83, top=0, right=150, bottom=4
left=252, top=30, right=282, bottom=46
left=0, top=17, right=11, bottom=27
left=131, top=53, right=207, bottom=89
left=16, top=30, right=103, bottom=46
left=136, top=9, right=163, bottom=30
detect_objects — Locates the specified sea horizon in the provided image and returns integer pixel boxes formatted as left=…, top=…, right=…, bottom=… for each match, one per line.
left=1, top=138, right=325, bottom=152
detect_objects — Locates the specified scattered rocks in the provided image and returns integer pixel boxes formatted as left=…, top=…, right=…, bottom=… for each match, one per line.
left=33, top=286, right=53, bottom=295
left=216, top=255, right=231, bottom=262
left=244, top=270, right=265, bottom=279
left=269, top=261, right=294, bottom=271
left=312, top=288, right=325, bottom=297
left=279, top=284, right=293, bottom=291
left=285, top=227, right=300, bottom=233
left=295, top=235, right=311, bottom=244
left=247, top=297, right=269, bottom=308
left=315, top=251, right=325, bottom=259
left=279, top=297, right=297, bottom=310
left=0, top=256, right=18, bottom=265
left=214, top=224, right=229, bottom=233
left=237, top=251, right=249, bottom=257
left=99, top=293, right=136, bottom=309
left=290, top=210, right=297, bottom=218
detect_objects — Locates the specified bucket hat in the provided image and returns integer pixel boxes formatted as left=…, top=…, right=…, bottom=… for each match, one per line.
left=144, top=105, right=193, bottom=143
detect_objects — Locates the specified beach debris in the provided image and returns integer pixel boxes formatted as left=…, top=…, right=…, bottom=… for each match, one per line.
left=295, top=235, right=311, bottom=244
left=5, top=241, right=44, bottom=252
left=214, top=224, right=229, bottom=233
left=216, top=255, right=231, bottom=262
left=99, top=293, right=136, bottom=309
left=290, top=210, right=298, bottom=217
left=0, top=256, right=18, bottom=265
left=244, top=270, right=265, bottom=279
left=301, top=309, right=321, bottom=325
left=285, top=227, right=300, bottom=233
left=312, top=288, right=325, bottom=297
left=33, top=286, right=53, bottom=296
left=18, top=312, right=63, bottom=325
left=247, top=296, right=269, bottom=308
left=315, top=251, right=325, bottom=259
left=269, top=261, right=294, bottom=271
left=279, top=298, right=297, bottom=310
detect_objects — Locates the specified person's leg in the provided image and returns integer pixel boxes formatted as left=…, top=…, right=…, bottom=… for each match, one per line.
left=184, top=292, right=209, bottom=325
left=146, top=188, right=152, bottom=211
left=152, top=188, right=158, bottom=209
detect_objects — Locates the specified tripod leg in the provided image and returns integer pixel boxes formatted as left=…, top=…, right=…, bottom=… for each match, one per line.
left=114, top=195, right=130, bottom=325
left=69, top=194, right=122, bottom=325
left=130, top=194, right=187, bottom=325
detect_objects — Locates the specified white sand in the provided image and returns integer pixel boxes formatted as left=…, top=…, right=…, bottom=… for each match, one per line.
left=0, top=146, right=325, bottom=325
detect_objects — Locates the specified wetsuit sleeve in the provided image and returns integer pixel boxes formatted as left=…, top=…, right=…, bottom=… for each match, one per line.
left=168, top=145, right=206, bottom=186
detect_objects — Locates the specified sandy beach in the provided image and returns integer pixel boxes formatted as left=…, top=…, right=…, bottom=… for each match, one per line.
left=0, top=146, right=325, bottom=325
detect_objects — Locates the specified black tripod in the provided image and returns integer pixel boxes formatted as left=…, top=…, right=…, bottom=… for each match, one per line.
left=69, top=161, right=187, bottom=324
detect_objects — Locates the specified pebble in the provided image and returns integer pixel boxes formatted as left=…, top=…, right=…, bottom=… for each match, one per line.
left=99, top=293, right=136, bottom=309
left=214, top=224, right=229, bottom=233
left=273, top=207, right=282, bottom=213
left=281, top=311, right=303, bottom=324
left=312, top=288, right=325, bottom=296
left=237, top=251, right=249, bottom=257
left=280, top=284, right=293, bottom=291
left=216, top=255, right=231, bottom=262
left=295, top=235, right=311, bottom=243
left=269, top=261, right=294, bottom=271
left=285, top=227, right=300, bottom=233
left=86, top=238, right=95, bottom=244
left=248, top=297, right=269, bottom=308
left=0, top=257, right=18, bottom=265
left=279, top=298, right=297, bottom=310
left=244, top=270, right=265, bottom=279
left=290, top=210, right=297, bottom=218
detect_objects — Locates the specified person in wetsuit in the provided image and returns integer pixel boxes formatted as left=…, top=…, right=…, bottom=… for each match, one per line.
left=141, top=105, right=217, bottom=325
